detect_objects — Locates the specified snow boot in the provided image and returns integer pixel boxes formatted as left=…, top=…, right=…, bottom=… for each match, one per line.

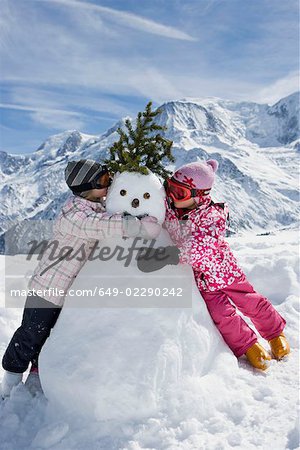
left=269, top=333, right=290, bottom=360
left=25, top=366, right=44, bottom=397
left=245, top=342, right=271, bottom=370
left=1, top=370, right=23, bottom=398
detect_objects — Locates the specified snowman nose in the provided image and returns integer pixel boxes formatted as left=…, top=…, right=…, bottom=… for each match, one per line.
left=131, top=198, right=139, bottom=208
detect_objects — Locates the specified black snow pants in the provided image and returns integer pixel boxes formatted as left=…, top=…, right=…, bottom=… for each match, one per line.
left=2, top=294, right=61, bottom=373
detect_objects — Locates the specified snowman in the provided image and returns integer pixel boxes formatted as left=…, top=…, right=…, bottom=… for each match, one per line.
left=105, top=101, right=173, bottom=227
left=106, top=170, right=166, bottom=224
left=40, top=103, right=236, bottom=432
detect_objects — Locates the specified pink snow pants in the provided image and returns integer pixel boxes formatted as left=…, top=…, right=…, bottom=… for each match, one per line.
left=200, top=275, right=286, bottom=357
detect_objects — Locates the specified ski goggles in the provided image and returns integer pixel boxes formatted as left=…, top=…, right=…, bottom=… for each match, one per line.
left=94, top=170, right=112, bottom=189
left=165, top=178, right=211, bottom=202
left=71, top=166, right=112, bottom=193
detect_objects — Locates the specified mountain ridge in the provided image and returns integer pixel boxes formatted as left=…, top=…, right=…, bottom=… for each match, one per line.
left=0, top=92, right=299, bottom=247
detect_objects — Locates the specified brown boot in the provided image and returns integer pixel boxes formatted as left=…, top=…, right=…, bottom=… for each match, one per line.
left=245, top=342, right=271, bottom=370
left=269, top=333, right=290, bottom=360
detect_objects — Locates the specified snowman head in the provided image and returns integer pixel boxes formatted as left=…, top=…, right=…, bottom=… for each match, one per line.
left=106, top=170, right=166, bottom=224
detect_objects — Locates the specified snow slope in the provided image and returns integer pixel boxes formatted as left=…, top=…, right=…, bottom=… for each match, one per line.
left=0, top=229, right=299, bottom=450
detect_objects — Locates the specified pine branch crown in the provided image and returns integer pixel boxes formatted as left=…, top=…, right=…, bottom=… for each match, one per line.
left=105, top=101, right=174, bottom=178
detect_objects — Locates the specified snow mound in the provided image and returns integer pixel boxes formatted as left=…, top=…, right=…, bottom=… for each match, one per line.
left=0, top=229, right=299, bottom=449
left=39, top=230, right=235, bottom=427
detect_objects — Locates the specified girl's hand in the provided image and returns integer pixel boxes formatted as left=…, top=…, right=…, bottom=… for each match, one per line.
left=140, top=215, right=158, bottom=223
left=140, top=216, right=161, bottom=239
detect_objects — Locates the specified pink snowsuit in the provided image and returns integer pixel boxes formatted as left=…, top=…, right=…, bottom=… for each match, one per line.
left=164, top=197, right=286, bottom=357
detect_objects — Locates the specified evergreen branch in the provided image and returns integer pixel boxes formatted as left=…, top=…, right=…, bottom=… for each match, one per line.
left=105, top=101, right=174, bottom=176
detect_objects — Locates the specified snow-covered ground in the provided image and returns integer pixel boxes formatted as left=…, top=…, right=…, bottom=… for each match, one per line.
left=0, top=228, right=299, bottom=450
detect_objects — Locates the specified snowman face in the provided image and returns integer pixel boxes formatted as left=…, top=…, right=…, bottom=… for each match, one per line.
left=106, top=171, right=166, bottom=223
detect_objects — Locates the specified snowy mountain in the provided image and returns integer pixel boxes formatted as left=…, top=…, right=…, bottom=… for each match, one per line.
left=0, top=92, right=299, bottom=250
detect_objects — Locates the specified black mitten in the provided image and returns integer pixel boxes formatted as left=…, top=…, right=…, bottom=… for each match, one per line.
left=137, top=246, right=180, bottom=273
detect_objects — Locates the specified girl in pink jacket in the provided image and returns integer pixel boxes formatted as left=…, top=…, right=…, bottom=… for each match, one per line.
left=163, top=159, right=290, bottom=370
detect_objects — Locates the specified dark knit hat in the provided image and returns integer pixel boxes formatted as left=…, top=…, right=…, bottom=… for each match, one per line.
left=65, top=159, right=108, bottom=193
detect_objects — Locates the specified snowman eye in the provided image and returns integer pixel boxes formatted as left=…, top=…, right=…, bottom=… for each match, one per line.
left=120, top=189, right=127, bottom=196
left=143, top=192, right=150, bottom=199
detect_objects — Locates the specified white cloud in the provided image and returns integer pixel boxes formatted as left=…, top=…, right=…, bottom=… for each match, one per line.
left=9, top=86, right=131, bottom=118
left=0, top=103, right=79, bottom=115
left=4, top=0, right=296, bottom=108
left=1, top=0, right=299, bottom=153
left=35, top=0, right=196, bottom=41
left=0, top=103, right=85, bottom=129
left=0, top=0, right=190, bottom=101
left=30, top=110, right=85, bottom=129
left=253, top=71, right=299, bottom=105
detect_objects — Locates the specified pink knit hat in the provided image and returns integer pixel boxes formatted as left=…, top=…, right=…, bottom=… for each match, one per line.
left=172, top=159, right=219, bottom=190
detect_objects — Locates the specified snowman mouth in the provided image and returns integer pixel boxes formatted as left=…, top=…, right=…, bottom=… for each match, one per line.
left=131, top=198, right=140, bottom=208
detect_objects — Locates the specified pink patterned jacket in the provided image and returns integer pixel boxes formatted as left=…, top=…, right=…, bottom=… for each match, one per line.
left=164, top=197, right=244, bottom=292
left=28, top=195, right=124, bottom=306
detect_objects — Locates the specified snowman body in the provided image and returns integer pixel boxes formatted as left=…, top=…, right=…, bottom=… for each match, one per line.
left=39, top=169, right=235, bottom=429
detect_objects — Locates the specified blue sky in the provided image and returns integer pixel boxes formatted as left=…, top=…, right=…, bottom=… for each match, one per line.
left=0, top=0, right=299, bottom=154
